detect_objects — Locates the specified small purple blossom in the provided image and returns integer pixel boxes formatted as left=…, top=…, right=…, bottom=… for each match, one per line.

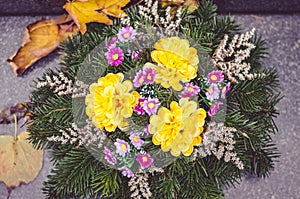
left=114, top=139, right=130, bottom=157
left=207, top=70, right=224, bottom=83
left=180, top=82, right=200, bottom=98
left=221, top=82, right=231, bottom=99
left=134, top=97, right=146, bottom=115
left=206, top=84, right=220, bottom=101
left=118, top=167, right=134, bottom=178
left=126, top=50, right=142, bottom=61
left=103, top=147, right=116, bottom=165
left=142, top=98, right=159, bottom=115
left=208, top=101, right=223, bottom=116
left=118, top=26, right=136, bottom=42
left=105, top=37, right=117, bottom=49
left=106, top=47, right=124, bottom=66
left=136, top=153, right=153, bottom=169
left=133, top=70, right=144, bottom=87
left=143, top=68, right=156, bottom=84
left=129, top=133, right=144, bottom=149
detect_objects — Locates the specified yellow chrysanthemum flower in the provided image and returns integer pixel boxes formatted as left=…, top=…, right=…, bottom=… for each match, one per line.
left=85, top=73, right=139, bottom=132
left=144, top=37, right=199, bottom=91
left=148, top=98, right=206, bottom=156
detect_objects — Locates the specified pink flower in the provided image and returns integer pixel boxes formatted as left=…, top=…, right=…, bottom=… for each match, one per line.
left=221, top=82, right=231, bottom=99
left=118, top=167, right=134, bottom=178
left=114, top=139, right=130, bottom=157
left=129, top=133, right=144, bottom=149
left=134, top=97, right=146, bottom=115
left=208, top=70, right=224, bottom=83
left=136, top=153, right=153, bottom=169
left=144, top=124, right=150, bottom=135
left=133, top=70, right=144, bottom=88
left=206, top=84, right=220, bottom=101
left=142, top=98, right=159, bottom=115
left=118, top=26, right=136, bottom=42
left=106, top=47, right=124, bottom=66
left=180, top=82, right=200, bottom=98
left=143, top=68, right=156, bottom=84
left=103, top=147, right=116, bottom=165
left=105, top=37, right=117, bottom=49
left=208, top=101, right=223, bottom=116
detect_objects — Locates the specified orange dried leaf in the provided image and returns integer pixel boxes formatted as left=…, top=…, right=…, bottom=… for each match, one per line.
left=64, top=0, right=130, bottom=34
left=0, top=131, right=43, bottom=188
left=7, top=14, right=76, bottom=76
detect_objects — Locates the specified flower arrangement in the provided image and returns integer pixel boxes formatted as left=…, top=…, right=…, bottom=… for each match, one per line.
left=28, top=1, right=281, bottom=198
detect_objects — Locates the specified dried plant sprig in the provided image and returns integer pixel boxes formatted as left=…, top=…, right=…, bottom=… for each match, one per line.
left=47, top=120, right=106, bottom=148
left=72, top=80, right=89, bottom=98
left=137, top=0, right=182, bottom=35
left=212, top=28, right=262, bottom=83
left=128, top=172, right=152, bottom=199
left=193, top=122, right=244, bottom=170
left=36, top=72, right=73, bottom=96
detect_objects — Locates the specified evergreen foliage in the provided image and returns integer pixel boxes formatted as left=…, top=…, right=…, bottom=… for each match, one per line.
left=27, top=1, right=281, bottom=198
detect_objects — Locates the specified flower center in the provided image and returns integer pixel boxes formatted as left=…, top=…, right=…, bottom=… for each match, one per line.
left=187, top=87, right=194, bottom=92
left=148, top=102, right=155, bottom=109
left=139, top=76, right=144, bottom=84
left=147, top=74, right=152, bottom=80
left=208, top=88, right=214, bottom=94
left=142, top=156, right=148, bottom=162
left=121, top=144, right=127, bottom=151
left=112, top=54, right=119, bottom=60
left=123, top=33, right=130, bottom=38
left=134, top=136, right=139, bottom=142
left=211, top=75, right=217, bottom=81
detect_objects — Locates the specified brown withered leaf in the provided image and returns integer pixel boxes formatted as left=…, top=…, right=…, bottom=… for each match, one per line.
left=63, top=0, right=130, bottom=34
left=7, top=14, right=76, bottom=76
left=0, top=131, right=43, bottom=188
left=0, top=102, right=28, bottom=124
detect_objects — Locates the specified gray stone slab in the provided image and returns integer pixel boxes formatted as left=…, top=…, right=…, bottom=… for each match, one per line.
left=0, top=14, right=299, bottom=198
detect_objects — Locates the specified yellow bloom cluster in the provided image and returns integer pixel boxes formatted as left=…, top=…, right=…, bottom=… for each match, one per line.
left=85, top=73, right=139, bottom=132
left=144, top=37, right=199, bottom=91
left=148, top=98, right=206, bottom=156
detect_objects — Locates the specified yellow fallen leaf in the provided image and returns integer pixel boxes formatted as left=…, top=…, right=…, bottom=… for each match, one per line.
left=7, top=14, right=76, bottom=76
left=64, top=0, right=130, bottom=34
left=0, top=131, right=43, bottom=188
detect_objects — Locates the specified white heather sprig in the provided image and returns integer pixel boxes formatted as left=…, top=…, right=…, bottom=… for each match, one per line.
left=72, top=80, right=89, bottom=98
left=193, top=122, right=244, bottom=170
left=137, top=0, right=182, bottom=35
left=36, top=72, right=73, bottom=96
left=47, top=120, right=106, bottom=148
left=212, top=28, right=262, bottom=83
left=128, top=172, right=152, bottom=199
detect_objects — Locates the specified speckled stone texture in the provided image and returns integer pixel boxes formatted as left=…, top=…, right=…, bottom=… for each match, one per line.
left=0, top=14, right=299, bottom=198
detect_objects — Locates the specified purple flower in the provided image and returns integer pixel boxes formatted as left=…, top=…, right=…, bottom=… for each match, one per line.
left=136, top=153, right=153, bottom=169
left=133, top=70, right=144, bottom=87
left=134, top=97, right=146, bottom=115
left=142, top=98, right=159, bottom=115
left=206, top=84, right=220, bottom=101
left=143, top=68, right=156, bottom=84
left=118, top=26, right=136, bottom=42
left=207, top=70, right=224, bottom=83
left=105, top=37, right=117, bottom=49
left=221, top=82, right=231, bottom=99
left=106, top=47, right=124, bottom=66
left=126, top=50, right=142, bottom=61
left=103, top=147, right=116, bottom=165
left=208, top=102, right=223, bottom=116
left=129, top=133, right=144, bottom=149
left=114, top=139, right=130, bottom=157
left=118, top=167, right=134, bottom=178
left=180, top=82, right=200, bottom=98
